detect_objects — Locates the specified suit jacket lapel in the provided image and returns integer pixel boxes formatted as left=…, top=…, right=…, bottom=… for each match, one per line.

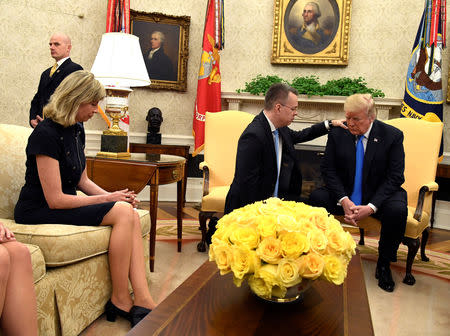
left=47, top=58, right=71, bottom=85
left=344, top=131, right=357, bottom=183
left=258, top=111, right=277, bottom=170
left=363, top=120, right=381, bottom=184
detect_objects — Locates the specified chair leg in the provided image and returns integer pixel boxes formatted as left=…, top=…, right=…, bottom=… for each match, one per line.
left=358, top=228, right=365, bottom=245
left=420, top=227, right=430, bottom=262
left=197, top=211, right=215, bottom=252
left=401, top=236, right=420, bottom=286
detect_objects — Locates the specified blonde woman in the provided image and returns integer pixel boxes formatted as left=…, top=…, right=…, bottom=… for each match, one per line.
left=0, top=221, right=38, bottom=335
left=14, top=70, right=155, bottom=327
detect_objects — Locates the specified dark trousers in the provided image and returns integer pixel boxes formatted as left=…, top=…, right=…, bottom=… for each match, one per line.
left=308, top=187, right=407, bottom=263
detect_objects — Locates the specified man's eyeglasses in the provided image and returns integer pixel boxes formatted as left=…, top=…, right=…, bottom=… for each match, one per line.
left=279, top=103, right=298, bottom=112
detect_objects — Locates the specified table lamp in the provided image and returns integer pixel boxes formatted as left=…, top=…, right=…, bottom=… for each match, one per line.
left=91, top=32, right=150, bottom=158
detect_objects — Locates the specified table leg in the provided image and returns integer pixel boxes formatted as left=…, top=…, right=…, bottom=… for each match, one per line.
left=149, top=184, right=159, bottom=272
left=177, top=179, right=183, bottom=252
left=182, top=164, right=187, bottom=207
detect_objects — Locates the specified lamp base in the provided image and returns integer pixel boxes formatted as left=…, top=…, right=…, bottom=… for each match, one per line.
left=101, top=133, right=127, bottom=152
left=98, top=134, right=130, bottom=158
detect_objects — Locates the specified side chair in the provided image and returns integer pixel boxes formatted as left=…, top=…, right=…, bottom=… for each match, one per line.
left=338, top=117, right=443, bottom=286
left=197, top=110, right=255, bottom=252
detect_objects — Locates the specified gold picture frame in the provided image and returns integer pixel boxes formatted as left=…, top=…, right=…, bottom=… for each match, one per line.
left=271, top=0, right=352, bottom=65
left=130, top=10, right=190, bottom=91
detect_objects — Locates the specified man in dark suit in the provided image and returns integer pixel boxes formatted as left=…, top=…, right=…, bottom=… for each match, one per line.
left=144, top=31, right=176, bottom=81
left=224, top=83, right=345, bottom=214
left=29, top=33, right=83, bottom=128
left=309, top=93, right=407, bottom=293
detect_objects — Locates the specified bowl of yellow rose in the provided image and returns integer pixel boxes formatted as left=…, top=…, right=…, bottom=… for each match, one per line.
left=208, top=198, right=356, bottom=303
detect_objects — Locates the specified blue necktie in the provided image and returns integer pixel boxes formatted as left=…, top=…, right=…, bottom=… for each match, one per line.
left=273, top=129, right=280, bottom=197
left=350, top=135, right=364, bottom=205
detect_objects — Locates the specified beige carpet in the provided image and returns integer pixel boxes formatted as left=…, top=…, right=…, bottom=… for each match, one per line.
left=80, top=221, right=450, bottom=336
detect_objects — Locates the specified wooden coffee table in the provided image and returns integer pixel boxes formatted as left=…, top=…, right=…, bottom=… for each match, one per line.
left=127, top=251, right=373, bottom=336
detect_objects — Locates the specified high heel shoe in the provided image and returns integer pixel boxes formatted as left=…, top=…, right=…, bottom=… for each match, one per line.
left=130, top=305, right=152, bottom=327
left=105, top=299, right=131, bottom=322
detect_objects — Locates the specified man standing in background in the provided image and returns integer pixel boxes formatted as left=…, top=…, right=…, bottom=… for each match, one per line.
left=29, top=33, right=83, bottom=128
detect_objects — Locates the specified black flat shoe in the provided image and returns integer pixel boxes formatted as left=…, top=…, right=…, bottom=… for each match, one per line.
left=375, top=264, right=395, bottom=292
left=130, top=305, right=152, bottom=327
left=105, top=299, right=131, bottom=322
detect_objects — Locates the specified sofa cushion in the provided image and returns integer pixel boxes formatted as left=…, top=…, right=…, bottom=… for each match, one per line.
left=0, top=124, right=31, bottom=219
left=25, top=243, right=46, bottom=283
left=2, top=209, right=150, bottom=267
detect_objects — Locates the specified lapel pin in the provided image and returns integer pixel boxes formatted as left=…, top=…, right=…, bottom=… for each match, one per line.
left=374, top=138, right=378, bottom=142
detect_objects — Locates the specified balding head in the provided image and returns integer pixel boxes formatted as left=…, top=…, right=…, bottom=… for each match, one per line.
left=49, top=33, right=72, bottom=61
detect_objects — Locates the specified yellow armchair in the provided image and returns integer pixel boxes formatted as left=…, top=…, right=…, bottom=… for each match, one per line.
left=197, top=111, right=255, bottom=251
left=345, top=117, right=443, bottom=285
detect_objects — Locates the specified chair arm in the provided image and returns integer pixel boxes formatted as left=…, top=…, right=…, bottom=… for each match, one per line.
left=413, top=182, right=439, bottom=221
left=199, top=161, right=210, bottom=196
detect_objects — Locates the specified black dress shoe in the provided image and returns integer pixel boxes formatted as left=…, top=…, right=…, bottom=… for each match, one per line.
left=375, top=264, right=395, bottom=292
left=130, top=305, right=152, bottom=327
left=105, top=299, right=131, bottom=322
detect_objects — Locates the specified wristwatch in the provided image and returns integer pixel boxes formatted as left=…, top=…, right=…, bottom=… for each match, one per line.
left=328, top=120, right=334, bottom=128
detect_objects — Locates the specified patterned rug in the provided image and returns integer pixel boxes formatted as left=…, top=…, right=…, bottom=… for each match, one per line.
left=353, top=235, right=450, bottom=281
left=156, top=219, right=203, bottom=240
left=156, top=220, right=450, bottom=281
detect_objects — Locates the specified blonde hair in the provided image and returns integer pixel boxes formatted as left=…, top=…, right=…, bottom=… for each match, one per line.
left=344, top=93, right=376, bottom=117
left=43, top=70, right=105, bottom=127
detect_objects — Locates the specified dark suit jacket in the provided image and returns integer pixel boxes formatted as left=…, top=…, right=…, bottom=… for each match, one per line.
left=144, top=47, right=176, bottom=81
left=224, top=111, right=329, bottom=213
left=321, top=119, right=405, bottom=208
left=29, top=58, right=83, bottom=125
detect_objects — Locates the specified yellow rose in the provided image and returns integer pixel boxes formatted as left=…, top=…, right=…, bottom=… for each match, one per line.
left=308, top=207, right=330, bottom=232
left=257, top=197, right=283, bottom=215
left=298, top=219, right=316, bottom=236
left=326, top=229, right=347, bottom=254
left=210, top=240, right=233, bottom=275
left=341, top=231, right=356, bottom=260
left=256, top=236, right=282, bottom=264
left=248, top=275, right=272, bottom=299
left=249, top=264, right=279, bottom=298
left=326, top=216, right=342, bottom=232
left=277, top=259, right=302, bottom=287
left=293, top=202, right=312, bottom=222
left=212, top=220, right=235, bottom=243
left=277, top=214, right=300, bottom=232
left=256, top=215, right=278, bottom=239
left=309, top=229, right=328, bottom=254
left=230, top=245, right=260, bottom=279
left=297, top=253, right=324, bottom=280
left=229, top=226, right=259, bottom=249
left=271, top=285, right=288, bottom=299
left=322, top=255, right=346, bottom=285
left=280, top=231, right=310, bottom=259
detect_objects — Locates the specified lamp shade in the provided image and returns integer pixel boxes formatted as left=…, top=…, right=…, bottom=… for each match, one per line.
left=91, top=32, right=150, bottom=88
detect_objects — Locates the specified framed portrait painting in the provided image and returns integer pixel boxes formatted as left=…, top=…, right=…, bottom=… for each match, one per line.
left=130, top=10, right=190, bottom=91
left=271, top=0, right=352, bottom=65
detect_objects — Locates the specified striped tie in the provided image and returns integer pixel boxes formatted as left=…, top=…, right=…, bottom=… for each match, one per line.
left=49, top=63, right=58, bottom=77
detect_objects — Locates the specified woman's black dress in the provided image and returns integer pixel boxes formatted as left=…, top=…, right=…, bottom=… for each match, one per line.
left=14, top=119, right=115, bottom=226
